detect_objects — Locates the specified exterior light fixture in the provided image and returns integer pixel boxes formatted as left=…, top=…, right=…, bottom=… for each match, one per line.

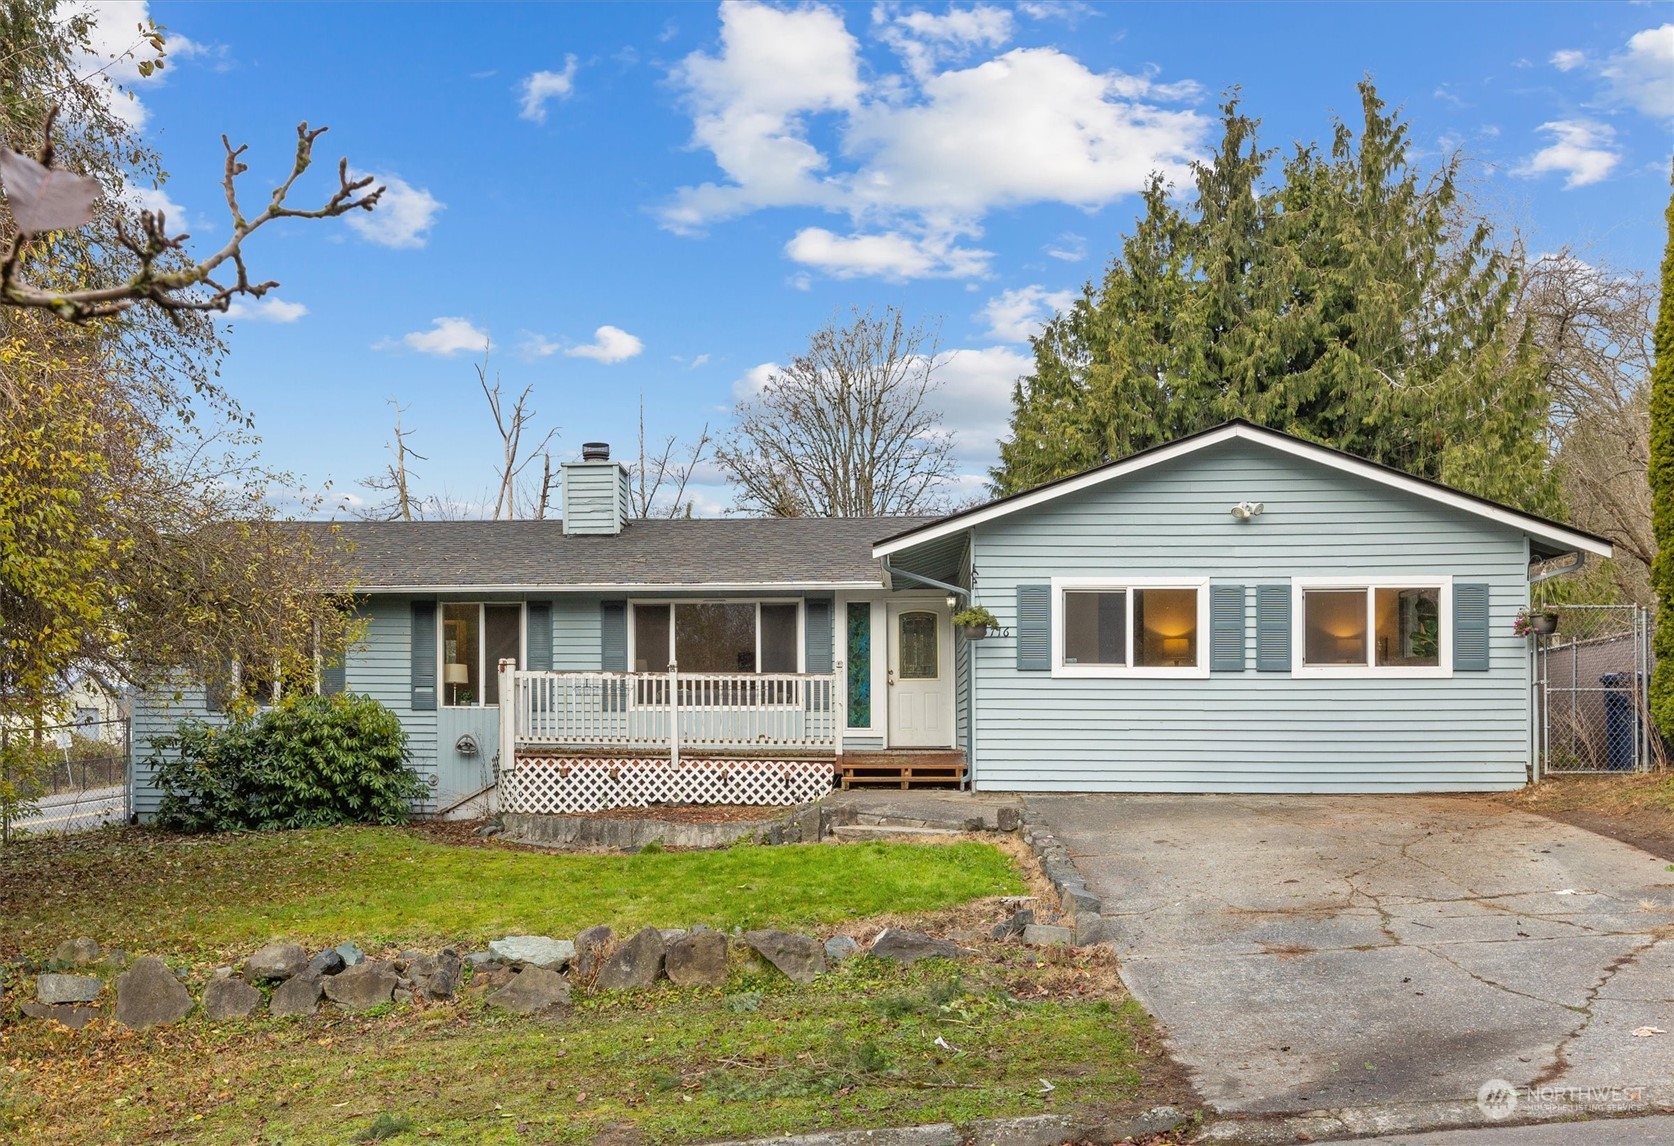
left=1230, top=500, right=1265, bottom=521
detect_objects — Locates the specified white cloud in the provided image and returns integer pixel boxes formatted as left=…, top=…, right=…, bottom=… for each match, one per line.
left=520, top=333, right=562, bottom=357
left=125, top=184, right=187, bottom=230
left=979, top=284, right=1076, bottom=342
left=877, top=3, right=1015, bottom=80
left=688, top=353, right=711, bottom=369
left=665, top=1, right=1204, bottom=281
left=59, top=1, right=173, bottom=128
left=391, top=316, right=490, bottom=356
left=1045, top=232, right=1086, bottom=261
left=1516, top=120, right=1621, bottom=188
left=1549, top=49, right=1586, bottom=72
left=930, top=345, right=1032, bottom=468
left=564, top=325, right=644, bottom=363
left=785, top=226, right=991, bottom=279
left=1602, top=24, right=1673, bottom=118
left=223, top=296, right=307, bottom=323
left=345, top=172, right=443, bottom=249
left=518, top=56, right=579, bottom=123
left=732, top=361, right=779, bottom=400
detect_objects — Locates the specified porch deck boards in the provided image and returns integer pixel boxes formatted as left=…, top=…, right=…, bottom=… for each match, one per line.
left=838, top=751, right=967, bottom=791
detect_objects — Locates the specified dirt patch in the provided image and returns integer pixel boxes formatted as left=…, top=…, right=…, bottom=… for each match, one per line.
left=1492, top=774, right=1674, bottom=862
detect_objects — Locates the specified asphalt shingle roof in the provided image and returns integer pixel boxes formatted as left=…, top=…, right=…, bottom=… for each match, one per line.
left=304, top=517, right=941, bottom=591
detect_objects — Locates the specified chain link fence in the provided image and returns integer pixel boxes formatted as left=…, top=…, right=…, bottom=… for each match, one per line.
left=1533, top=605, right=1657, bottom=775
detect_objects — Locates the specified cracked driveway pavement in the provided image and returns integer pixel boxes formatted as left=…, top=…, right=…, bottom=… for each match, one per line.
left=1026, top=794, right=1674, bottom=1114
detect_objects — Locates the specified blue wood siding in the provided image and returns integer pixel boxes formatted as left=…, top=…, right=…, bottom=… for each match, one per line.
left=350, top=595, right=439, bottom=812
left=128, top=680, right=224, bottom=821
left=966, top=440, right=1532, bottom=793
left=552, top=595, right=603, bottom=669
left=561, top=462, right=627, bottom=535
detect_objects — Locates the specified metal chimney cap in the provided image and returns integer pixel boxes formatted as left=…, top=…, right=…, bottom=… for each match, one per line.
left=581, top=442, right=611, bottom=461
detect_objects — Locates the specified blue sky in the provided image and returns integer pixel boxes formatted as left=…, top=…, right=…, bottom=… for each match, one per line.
left=82, top=1, right=1674, bottom=515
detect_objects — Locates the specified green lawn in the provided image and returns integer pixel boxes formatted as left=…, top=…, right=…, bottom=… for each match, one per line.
left=0, top=827, right=1023, bottom=960
left=0, top=827, right=1187, bottom=1145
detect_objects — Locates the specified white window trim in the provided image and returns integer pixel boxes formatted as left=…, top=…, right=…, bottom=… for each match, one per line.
left=1050, top=577, right=1212, bottom=679
left=439, top=601, right=527, bottom=708
left=1291, top=577, right=1453, bottom=679
left=627, top=599, right=806, bottom=676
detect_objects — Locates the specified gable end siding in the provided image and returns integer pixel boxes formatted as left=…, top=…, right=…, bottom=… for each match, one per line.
left=966, top=440, right=1531, bottom=794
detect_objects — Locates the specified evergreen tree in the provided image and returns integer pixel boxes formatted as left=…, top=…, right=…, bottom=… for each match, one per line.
left=1649, top=170, right=1674, bottom=743
left=994, top=82, right=1555, bottom=514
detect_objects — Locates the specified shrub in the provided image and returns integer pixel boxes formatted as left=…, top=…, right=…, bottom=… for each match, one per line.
left=152, top=693, right=426, bottom=832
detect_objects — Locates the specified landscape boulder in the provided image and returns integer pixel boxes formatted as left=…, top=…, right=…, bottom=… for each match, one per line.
left=665, top=930, right=728, bottom=988
left=573, top=925, right=612, bottom=975
left=991, top=908, right=1035, bottom=940
left=323, top=961, right=397, bottom=1010
left=335, top=941, right=365, bottom=967
left=270, top=974, right=323, bottom=1017
left=823, top=935, right=860, bottom=962
left=20, top=1001, right=98, bottom=1029
left=245, top=941, right=309, bottom=982
left=114, top=957, right=193, bottom=1028
left=36, top=973, right=102, bottom=1005
left=488, top=935, right=575, bottom=970
left=414, top=949, right=463, bottom=1000
left=308, top=948, right=346, bottom=977
left=596, top=926, right=666, bottom=990
left=869, top=929, right=961, bottom=964
left=485, top=966, right=571, bottom=1016
left=1022, top=923, right=1074, bottom=947
left=202, top=976, right=262, bottom=1021
left=53, top=937, right=102, bottom=966
left=742, top=930, right=824, bottom=984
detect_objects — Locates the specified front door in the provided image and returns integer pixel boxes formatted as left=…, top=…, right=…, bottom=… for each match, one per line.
left=887, top=604, right=952, bottom=748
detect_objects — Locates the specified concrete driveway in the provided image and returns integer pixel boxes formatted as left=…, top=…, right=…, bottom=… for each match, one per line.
left=1026, top=794, right=1674, bottom=1115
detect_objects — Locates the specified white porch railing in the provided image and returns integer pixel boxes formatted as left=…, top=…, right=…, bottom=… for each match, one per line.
left=499, top=664, right=837, bottom=760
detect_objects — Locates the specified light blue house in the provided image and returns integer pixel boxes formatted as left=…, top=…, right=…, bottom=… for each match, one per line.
left=129, top=422, right=1610, bottom=818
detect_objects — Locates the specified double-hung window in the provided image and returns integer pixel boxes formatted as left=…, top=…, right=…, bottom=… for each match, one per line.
left=1051, top=578, right=1210, bottom=678
left=442, top=602, right=524, bottom=706
left=1293, top=579, right=1450, bottom=677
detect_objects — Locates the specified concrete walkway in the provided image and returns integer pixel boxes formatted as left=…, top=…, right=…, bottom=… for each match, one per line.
left=1026, top=794, right=1674, bottom=1117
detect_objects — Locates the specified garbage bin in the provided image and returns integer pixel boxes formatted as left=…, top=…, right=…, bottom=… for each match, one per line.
left=1599, top=672, right=1643, bottom=772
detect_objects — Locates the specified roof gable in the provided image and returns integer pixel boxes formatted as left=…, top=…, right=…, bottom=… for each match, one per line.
left=874, top=421, right=1612, bottom=562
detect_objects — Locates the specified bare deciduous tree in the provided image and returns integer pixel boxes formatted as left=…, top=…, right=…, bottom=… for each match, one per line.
left=2, top=111, right=382, bottom=322
left=1516, top=250, right=1656, bottom=603
left=717, top=307, right=954, bottom=517
left=356, top=400, right=426, bottom=521
left=476, top=354, right=559, bottom=520
left=629, top=393, right=711, bottom=519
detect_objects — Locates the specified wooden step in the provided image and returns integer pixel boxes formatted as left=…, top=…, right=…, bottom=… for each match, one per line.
left=838, top=754, right=966, bottom=791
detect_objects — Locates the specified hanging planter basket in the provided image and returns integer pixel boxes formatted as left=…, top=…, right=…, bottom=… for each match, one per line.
left=958, top=623, right=991, bottom=641
left=1529, top=612, right=1559, bottom=635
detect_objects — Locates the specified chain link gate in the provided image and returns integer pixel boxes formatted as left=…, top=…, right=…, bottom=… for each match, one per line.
left=1533, top=604, right=1655, bottom=776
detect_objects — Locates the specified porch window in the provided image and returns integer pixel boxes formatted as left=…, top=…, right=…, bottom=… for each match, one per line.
left=1053, top=579, right=1209, bottom=677
left=629, top=601, right=802, bottom=674
left=1297, top=582, right=1446, bottom=674
left=442, top=603, right=523, bottom=706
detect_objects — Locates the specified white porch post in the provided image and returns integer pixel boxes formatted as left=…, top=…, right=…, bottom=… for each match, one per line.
left=668, top=661, right=680, bottom=767
left=497, top=659, right=517, bottom=791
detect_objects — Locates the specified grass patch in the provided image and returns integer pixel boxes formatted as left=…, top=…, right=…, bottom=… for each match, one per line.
left=0, top=827, right=1023, bottom=960
left=2, top=947, right=1165, bottom=1145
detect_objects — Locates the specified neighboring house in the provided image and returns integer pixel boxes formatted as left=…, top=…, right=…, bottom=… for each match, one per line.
left=128, top=422, right=1611, bottom=818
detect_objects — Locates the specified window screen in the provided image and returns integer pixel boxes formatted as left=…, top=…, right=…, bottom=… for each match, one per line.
left=760, top=604, right=798, bottom=672
left=677, top=603, right=757, bottom=672
left=1303, top=589, right=1368, bottom=665
left=1063, top=590, right=1127, bottom=665
left=1134, top=588, right=1198, bottom=667
left=483, top=604, right=521, bottom=705
left=633, top=604, right=671, bottom=673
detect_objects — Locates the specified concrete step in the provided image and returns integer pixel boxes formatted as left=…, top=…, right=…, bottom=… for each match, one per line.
left=832, top=824, right=964, bottom=840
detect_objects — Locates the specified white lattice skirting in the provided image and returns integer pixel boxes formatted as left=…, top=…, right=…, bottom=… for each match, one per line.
left=502, top=756, right=835, bottom=814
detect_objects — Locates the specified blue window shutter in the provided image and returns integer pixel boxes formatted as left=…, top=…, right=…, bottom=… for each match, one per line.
left=1016, top=584, right=1050, bottom=671
left=320, top=658, right=347, bottom=697
left=1454, top=584, right=1491, bottom=671
left=1210, top=584, right=1246, bottom=671
left=1255, top=584, right=1291, bottom=672
left=600, top=601, right=627, bottom=671
left=804, top=598, right=833, bottom=673
left=410, top=600, right=437, bottom=711
left=525, top=601, right=553, bottom=671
